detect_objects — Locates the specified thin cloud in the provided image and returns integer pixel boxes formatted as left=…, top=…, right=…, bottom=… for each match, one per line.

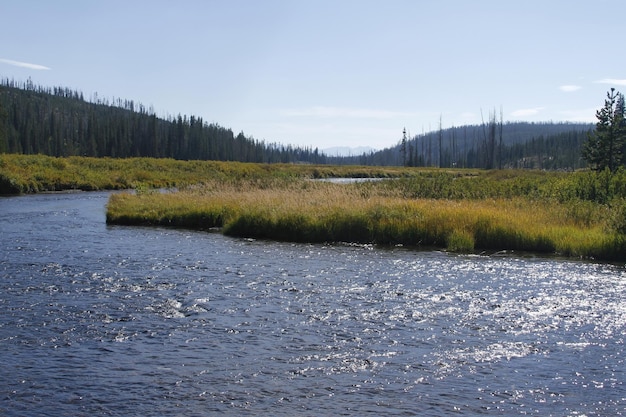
left=558, top=108, right=596, bottom=123
left=280, top=106, right=411, bottom=119
left=594, top=78, right=626, bottom=86
left=559, top=85, right=581, bottom=92
left=458, top=112, right=480, bottom=125
left=271, top=122, right=397, bottom=137
left=510, top=107, right=545, bottom=117
left=0, top=58, right=51, bottom=70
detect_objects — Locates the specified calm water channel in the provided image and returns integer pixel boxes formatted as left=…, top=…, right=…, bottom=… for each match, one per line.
left=1, top=192, right=624, bottom=416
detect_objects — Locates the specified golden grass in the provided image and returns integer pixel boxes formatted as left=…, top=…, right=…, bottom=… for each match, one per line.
left=3, top=154, right=624, bottom=260
left=106, top=178, right=626, bottom=261
left=0, top=153, right=432, bottom=194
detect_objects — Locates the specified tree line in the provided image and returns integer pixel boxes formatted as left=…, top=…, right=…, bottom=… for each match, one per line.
left=329, top=121, right=592, bottom=169
left=0, top=78, right=598, bottom=169
left=0, top=78, right=327, bottom=164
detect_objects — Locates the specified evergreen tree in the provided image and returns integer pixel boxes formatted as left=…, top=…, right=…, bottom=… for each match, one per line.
left=400, top=127, right=407, bottom=166
left=582, top=88, right=626, bottom=172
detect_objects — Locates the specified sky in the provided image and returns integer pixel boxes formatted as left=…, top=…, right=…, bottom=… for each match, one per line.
left=1, top=0, right=626, bottom=151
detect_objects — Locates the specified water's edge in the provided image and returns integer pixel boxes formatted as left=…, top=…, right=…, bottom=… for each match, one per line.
left=1, top=192, right=624, bottom=416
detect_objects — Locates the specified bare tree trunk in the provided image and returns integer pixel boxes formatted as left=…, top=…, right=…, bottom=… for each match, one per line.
left=498, top=106, right=504, bottom=169
left=438, top=115, right=443, bottom=168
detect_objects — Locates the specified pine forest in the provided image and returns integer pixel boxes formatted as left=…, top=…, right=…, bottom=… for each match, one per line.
left=0, top=78, right=593, bottom=169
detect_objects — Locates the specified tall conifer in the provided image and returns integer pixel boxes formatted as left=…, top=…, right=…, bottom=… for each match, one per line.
left=583, top=88, right=626, bottom=172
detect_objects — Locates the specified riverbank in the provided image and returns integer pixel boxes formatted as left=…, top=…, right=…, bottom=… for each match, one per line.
left=3, top=154, right=625, bottom=260
left=106, top=171, right=626, bottom=261
left=0, top=154, right=413, bottom=194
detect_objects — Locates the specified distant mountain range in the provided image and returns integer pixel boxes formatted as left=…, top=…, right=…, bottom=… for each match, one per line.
left=327, top=121, right=594, bottom=169
left=322, top=146, right=377, bottom=156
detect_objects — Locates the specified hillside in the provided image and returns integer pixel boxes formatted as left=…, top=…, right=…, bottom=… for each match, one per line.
left=0, top=79, right=593, bottom=169
left=0, top=79, right=326, bottom=164
left=328, top=122, right=593, bottom=169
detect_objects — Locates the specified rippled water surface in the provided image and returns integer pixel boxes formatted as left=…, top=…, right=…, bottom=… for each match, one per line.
left=1, top=192, right=625, bottom=416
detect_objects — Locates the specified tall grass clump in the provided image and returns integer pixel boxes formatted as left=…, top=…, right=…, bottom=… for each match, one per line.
left=106, top=175, right=625, bottom=260
left=446, top=230, right=475, bottom=253
left=107, top=192, right=231, bottom=229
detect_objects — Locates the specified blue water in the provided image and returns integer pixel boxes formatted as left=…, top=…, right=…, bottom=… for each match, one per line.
left=1, top=192, right=624, bottom=416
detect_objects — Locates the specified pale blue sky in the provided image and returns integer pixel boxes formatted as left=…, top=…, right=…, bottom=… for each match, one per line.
left=1, top=0, right=625, bottom=150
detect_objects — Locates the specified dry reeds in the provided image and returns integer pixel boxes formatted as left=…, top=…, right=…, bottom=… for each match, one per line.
left=106, top=177, right=626, bottom=261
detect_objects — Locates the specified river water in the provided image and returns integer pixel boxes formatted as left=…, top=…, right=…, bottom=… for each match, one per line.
left=0, top=192, right=624, bottom=416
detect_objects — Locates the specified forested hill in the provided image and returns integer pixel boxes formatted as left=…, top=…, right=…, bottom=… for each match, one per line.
left=328, top=121, right=594, bottom=169
left=0, top=78, right=593, bottom=169
left=0, top=79, right=326, bottom=164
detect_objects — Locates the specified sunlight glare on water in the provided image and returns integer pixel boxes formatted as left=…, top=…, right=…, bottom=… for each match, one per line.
left=0, top=192, right=624, bottom=416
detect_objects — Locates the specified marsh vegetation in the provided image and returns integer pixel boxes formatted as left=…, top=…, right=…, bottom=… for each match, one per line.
left=3, top=154, right=626, bottom=260
left=0, top=154, right=405, bottom=194
left=101, top=159, right=626, bottom=261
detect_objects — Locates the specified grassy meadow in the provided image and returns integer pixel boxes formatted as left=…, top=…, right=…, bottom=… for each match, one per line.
left=3, top=154, right=626, bottom=261
left=0, top=153, right=412, bottom=194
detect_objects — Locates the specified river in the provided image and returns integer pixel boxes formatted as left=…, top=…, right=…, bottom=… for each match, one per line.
left=0, top=192, right=624, bottom=416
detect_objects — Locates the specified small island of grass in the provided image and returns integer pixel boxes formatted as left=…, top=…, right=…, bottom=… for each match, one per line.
left=2, top=154, right=626, bottom=261
left=104, top=160, right=626, bottom=262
